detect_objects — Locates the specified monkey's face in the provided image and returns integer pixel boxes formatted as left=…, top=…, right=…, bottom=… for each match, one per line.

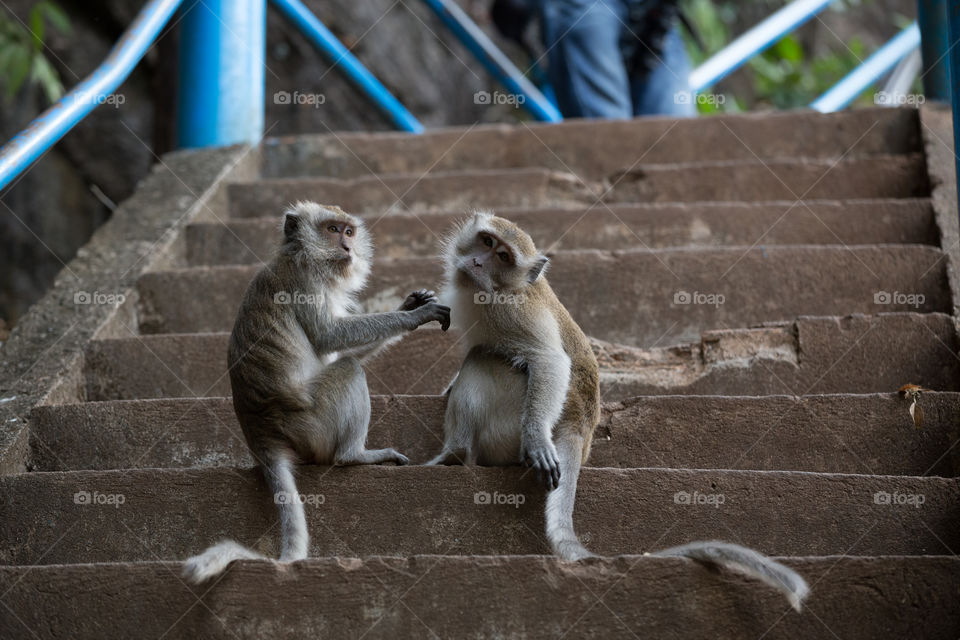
left=449, top=213, right=549, bottom=293
left=282, top=202, right=372, bottom=290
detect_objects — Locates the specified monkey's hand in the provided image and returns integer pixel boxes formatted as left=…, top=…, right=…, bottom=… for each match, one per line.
left=521, top=437, right=561, bottom=490
left=400, top=289, right=438, bottom=311
left=409, top=301, right=451, bottom=331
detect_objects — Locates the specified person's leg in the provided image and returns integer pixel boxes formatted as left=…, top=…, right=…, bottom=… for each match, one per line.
left=541, top=0, right=632, bottom=119
left=629, top=25, right=696, bottom=116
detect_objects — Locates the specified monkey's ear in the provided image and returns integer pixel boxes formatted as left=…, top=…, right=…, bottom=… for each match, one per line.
left=283, top=212, right=300, bottom=239
left=527, top=254, right=549, bottom=283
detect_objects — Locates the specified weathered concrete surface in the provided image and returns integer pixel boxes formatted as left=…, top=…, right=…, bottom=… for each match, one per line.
left=2, top=555, right=959, bottom=640
left=262, top=107, right=921, bottom=180
left=28, top=393, right=960, bottom=476
left=83, top=314, right=960, bottom=401
left=0, top=145, right=250, bottom=475
left=137, top=246, right=950, bottom=347
left=227, top=169, right=594, bottom=218
left=2, top=466, right=957, bottom=564
left=186, top=199, right=938, bottom=266
left=2, top=555, right=957, bottom=640
left=228, top=155, right=928, bottom=218
left=604, top=154, right=928, bottom=203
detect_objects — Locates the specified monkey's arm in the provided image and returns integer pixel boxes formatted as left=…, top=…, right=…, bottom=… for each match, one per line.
left=519, top=348, right=571, bottom=489
left=340, top=290, right=438, bottom=362
left=298, top=303, right=449, bottom=355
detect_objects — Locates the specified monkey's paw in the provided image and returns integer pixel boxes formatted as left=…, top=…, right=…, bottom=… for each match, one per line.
left=522, top=440, right=561, bottom=490
left=385, top=449, right=410, bottom=466
left=400, top=289, right=437, bottom=311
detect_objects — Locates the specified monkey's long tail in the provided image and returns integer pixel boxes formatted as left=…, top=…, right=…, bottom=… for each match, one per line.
left=183, top=540, right=269, bottom=584
left=182, top=454, right=309, bottom=584
left=651, top=541, right=810, bottom=612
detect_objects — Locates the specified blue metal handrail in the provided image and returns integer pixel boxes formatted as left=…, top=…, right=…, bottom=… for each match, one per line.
left=420, top=0, right=562, bottom=122
left=0, top=0, right=183, bottom=192
left=810, top=22, right=921, bottom=112
left=270, top=0, right=424, bottom=133
left=690, top=0, right=833, bottom=92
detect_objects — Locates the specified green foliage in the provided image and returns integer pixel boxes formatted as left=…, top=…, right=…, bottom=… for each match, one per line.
left=679, top=0, right=899, bottom=113
left=0, top=2, right=71, bottom=103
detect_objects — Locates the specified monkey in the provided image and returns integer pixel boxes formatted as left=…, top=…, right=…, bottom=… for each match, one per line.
left=183, top=201, right=450, bottom=584
left=427, top=211, right=809, bottom=612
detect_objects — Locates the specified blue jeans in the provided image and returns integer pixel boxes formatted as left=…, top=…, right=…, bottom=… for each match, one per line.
left=540, top=0, right=695, bottom=118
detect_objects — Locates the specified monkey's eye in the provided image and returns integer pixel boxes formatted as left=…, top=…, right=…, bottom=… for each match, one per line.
left=497, top=251, right=511, bottom=264
left=481, top=234, right=493, bottom=247
left=344, top=227, right=354, bottom=237
left=328, top=225, right=339, bottom=233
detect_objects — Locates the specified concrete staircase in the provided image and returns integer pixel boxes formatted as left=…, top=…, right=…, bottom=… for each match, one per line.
left=2, top=108, right=960, bottom=638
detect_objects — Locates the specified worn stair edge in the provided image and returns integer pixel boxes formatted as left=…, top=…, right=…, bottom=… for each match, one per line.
left=2, top=466, right=957, bottom=565
left=228, top=155, right=928, bottom=218
left=0, top=146, right=254, bottom=475
left=83, top=314, right=960, bottom=401
left=27, top=393, right=960, bottom=477
left=2, top=555, right=958, bottom=640
left=261, top=106, right=922, bottom=180
left=136, top=245, right=951, bottom=347
left=186, top=198, right=939, bottom=266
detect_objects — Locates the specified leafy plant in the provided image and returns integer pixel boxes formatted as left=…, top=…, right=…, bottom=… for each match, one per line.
left=0, top=1, right=71, bottom=103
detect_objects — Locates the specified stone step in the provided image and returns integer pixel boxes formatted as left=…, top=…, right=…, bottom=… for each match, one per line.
left=3, top=466, right=957, bottom=565
left=227, top=155, right=928, bottom=218
left=28, top=393, right=960, bottom=475
left=136, top=246, right=950, bottom=347
left=1, top=555, right=957, bottom=639
left=186, top=199, right=938, bottom=266
left=261, top=107, right=921, bottom=180
left=83, top=314, right=960, bottom=401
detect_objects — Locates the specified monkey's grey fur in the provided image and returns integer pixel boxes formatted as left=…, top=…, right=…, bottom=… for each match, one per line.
left=183, top=202, right=450, bottom=584
left=428, top=211, right=809, bottom=612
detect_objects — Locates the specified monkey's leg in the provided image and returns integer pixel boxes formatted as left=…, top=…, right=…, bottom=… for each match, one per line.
left=259, top=448, right=310, bottom=562
left=546, top=431, right=595, bottom=561
left=322, top=357, right=409, bottom=466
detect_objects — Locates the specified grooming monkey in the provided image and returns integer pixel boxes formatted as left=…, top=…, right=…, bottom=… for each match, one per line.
left=428, top=211, right=809, bottom=611
left=183, top=202, right=450, bottom=584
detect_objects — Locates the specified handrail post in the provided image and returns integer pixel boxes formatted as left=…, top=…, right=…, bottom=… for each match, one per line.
left=949, top=2, right=960, bottom=222
left=917, top=0, right=951, bottom=102
left=177, top=0, right=265, bottom=148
